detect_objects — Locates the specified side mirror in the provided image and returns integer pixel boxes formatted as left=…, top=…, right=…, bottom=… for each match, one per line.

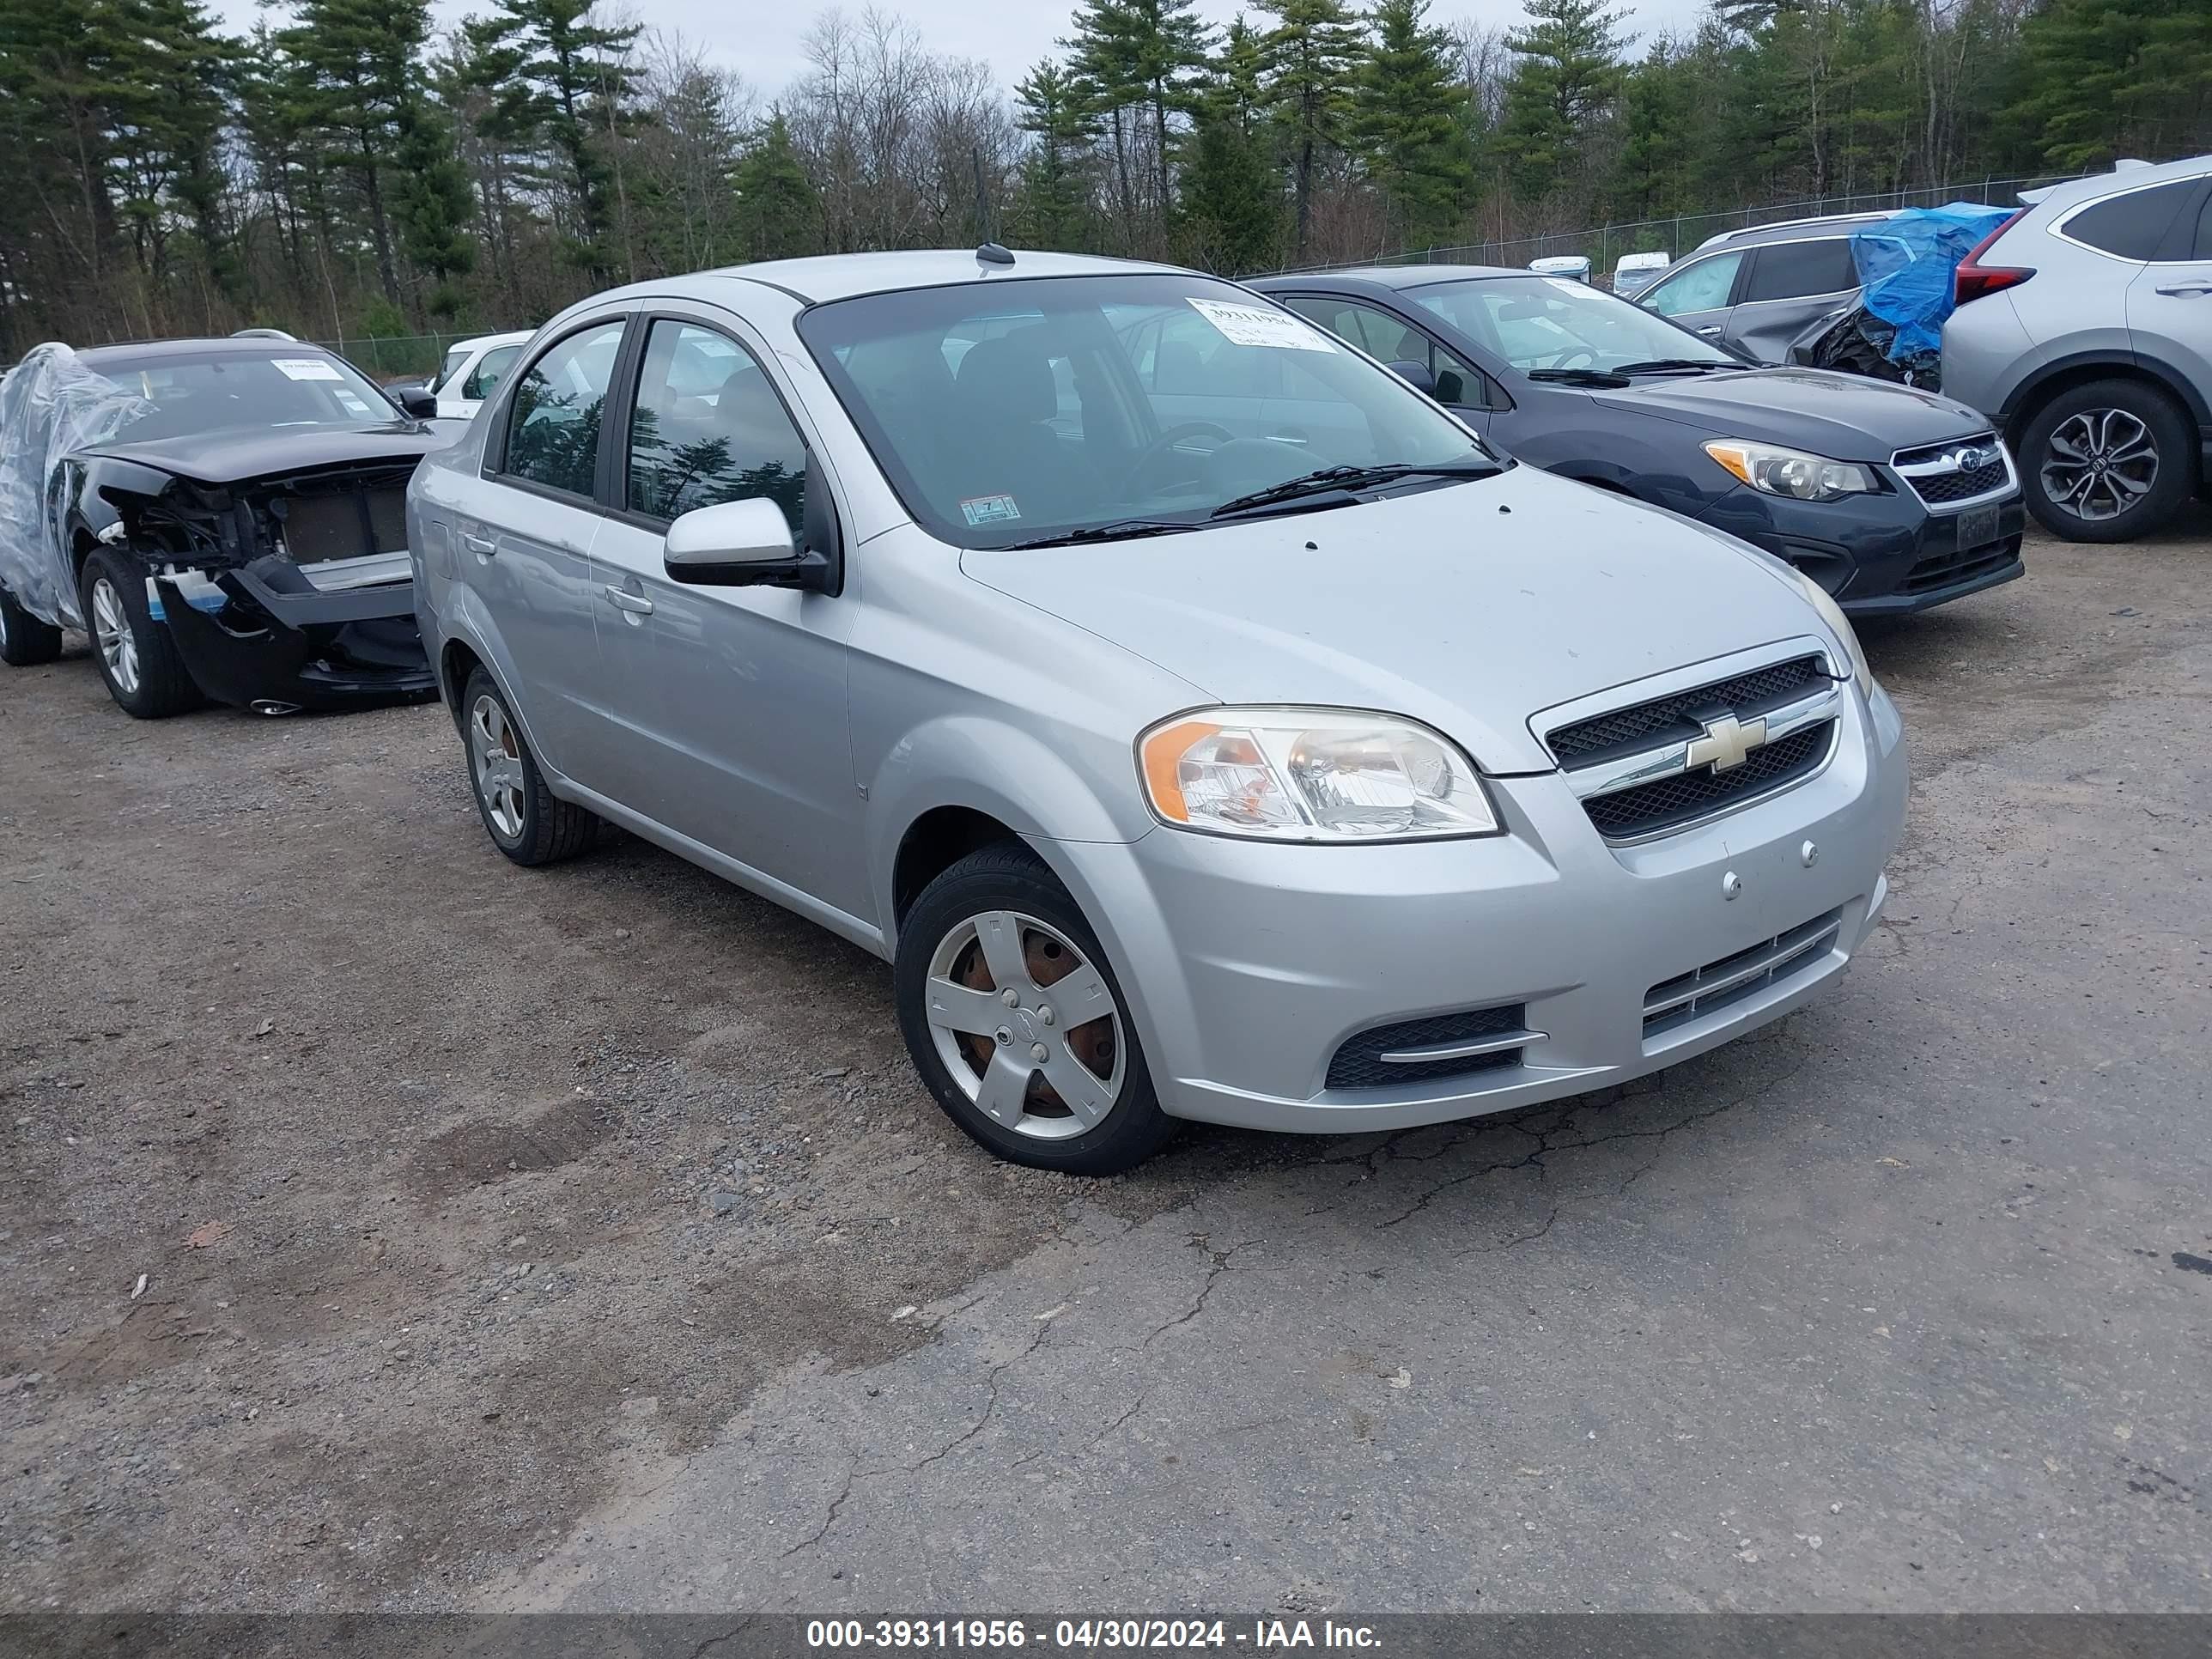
left=1387, top=359, right=1437, bottom=395
left=393, top=386, right=438, bottom=419
left=664, top=495, right=830, bottom=590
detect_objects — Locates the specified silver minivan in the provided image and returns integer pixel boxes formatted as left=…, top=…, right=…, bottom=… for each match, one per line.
left=409, top=250, right=1908, bottom=1172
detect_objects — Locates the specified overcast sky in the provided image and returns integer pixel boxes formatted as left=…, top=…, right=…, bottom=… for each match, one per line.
left=215, top=0, right=1714, bottom=103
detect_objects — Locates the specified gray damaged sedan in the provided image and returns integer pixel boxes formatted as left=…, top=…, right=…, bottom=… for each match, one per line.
left=409, top=249, right=1909, bottom=1173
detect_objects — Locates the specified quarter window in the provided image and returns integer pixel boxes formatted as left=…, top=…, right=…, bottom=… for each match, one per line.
left=1742, top=238, right=1857, bottom=301
left=502, top=321, right=626, bottom=496
left=1644, top=250, right=1745, bottom=316
left=1283, top=296, right=1489, bottom=406
left=625, top=319, right=809, bottom=534
left=2064, top=180, right=2197, bottom=260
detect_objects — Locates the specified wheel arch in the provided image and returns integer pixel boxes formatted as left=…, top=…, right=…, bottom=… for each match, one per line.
left=2004, top=355, right=2210, bottom=446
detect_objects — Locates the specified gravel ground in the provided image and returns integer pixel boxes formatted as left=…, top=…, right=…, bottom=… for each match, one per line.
left=3, top=515, right=2208, bottom=1613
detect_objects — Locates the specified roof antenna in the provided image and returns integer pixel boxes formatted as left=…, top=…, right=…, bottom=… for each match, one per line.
left=976, top=241, right=1014, bottom=268
left=972, top=144, right=1012, bottom=269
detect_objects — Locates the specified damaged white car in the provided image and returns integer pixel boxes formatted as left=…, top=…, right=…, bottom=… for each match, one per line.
left=0, top=337, right=451, bottom=717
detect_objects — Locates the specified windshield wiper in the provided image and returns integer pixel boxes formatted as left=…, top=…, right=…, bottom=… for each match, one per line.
left=1525, top=367, right=1632, bottom=386
left=1001, top=518, right=1199, bottom=550
left=1610, top=358, right=1735, bottom=374
left=1210, top=460, right=1498, bottom=520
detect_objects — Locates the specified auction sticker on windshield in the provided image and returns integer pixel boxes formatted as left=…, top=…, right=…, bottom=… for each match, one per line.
left=1187, top=299, right=1336, bottom=353
left=961, top=494, right=1022, bottom=526
left=271, top=359, right=344, bottom=381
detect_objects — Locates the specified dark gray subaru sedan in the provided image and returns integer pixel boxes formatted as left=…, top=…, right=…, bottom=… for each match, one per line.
left=1249, top=265, right=2025, bottom=616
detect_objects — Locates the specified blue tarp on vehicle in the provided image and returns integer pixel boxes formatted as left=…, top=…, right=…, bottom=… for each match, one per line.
left=1850, top=204, right=2013, bottom=365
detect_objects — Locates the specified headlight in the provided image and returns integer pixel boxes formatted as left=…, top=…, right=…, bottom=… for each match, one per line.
left=1786, top=568, right=1874, bottom=697
left=1138, top=708, right=1500, bottom=842
left=1705, top=439, right=1879, bottom=501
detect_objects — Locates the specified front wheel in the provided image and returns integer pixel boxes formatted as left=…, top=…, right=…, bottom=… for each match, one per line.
left=2019, top=380, right=2194, bottom=543
left=78, top=548, right=202, bottom=717
left=894, top=842, right=1176, bottom=1174
left=0, top=584, right=64, bottom=667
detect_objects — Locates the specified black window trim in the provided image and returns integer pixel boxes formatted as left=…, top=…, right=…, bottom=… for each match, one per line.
left=2052, top=172, right=2212, bottom=266
left=482, top=310, right=641, bottom=513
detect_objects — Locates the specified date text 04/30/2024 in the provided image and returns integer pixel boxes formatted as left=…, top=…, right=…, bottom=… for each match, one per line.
left=805, top=1620, right=1383, bottom=1650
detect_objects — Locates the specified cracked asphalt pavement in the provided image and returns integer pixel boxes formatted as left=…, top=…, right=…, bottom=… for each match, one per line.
left=4, top=519, right=2209, bottom=1613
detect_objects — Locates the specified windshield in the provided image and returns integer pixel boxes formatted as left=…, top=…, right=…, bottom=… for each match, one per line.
left=430, top=345, right=470, bottom=392
left=99, top=349, right=398, bottom=441
left=1407, top=276, right=1738, bottom=374
left=797, top=273, right=1498, bottom=549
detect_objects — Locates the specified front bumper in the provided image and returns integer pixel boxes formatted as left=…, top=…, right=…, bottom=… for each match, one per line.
left=1696, top=483, right=2026, bottom=617
left=1050, top=681, right=1908, bottom=1133
left=151, top=556, right=436, bottom=712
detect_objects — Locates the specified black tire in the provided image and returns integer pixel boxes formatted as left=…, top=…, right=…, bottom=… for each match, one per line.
left=78, top=548, right=204, bottom=718
left=459, top=667, right=601, bottom=866
left=0, top=584, right=64, bottom=667
left=2018, top=379, right=2195, bottom=544
left=895, top=841, right=1177, bottom=1175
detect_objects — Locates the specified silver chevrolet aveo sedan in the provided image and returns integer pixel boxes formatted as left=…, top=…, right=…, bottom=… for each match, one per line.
left=409, top=249, right=1908, bottom=1173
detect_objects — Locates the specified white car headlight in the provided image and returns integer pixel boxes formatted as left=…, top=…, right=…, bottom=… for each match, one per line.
left=1705, top=439, right=1879, bottom=502
left=1786, top=568, right=1874, bottom=697
left=1138, top=708, right=1500, bottom=842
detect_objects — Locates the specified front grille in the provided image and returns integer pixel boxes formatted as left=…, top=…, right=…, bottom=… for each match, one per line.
left=1326, top=1003, right=1529, bottom=1091
left=1582, top=722, right=1832, bottom=840
left=1901, top=533, right=2021, bottom=596
left=1643, top=910, right=1844, bottom=1040
left=1547, top=655, right=1830, bottom=768
left=1894, top=437, right=2010, bottom=507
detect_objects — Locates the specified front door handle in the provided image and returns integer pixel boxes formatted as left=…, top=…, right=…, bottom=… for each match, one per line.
left=603, top=586, right=653, bottom=616
left=461, top=531, right=497, bottom=556
left=2153, top=280, right=2212, bottom=296
left=1696, top=325, right=1724, bottom=338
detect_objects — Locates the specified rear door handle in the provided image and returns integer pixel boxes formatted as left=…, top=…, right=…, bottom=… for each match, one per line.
left=603, top=586, right=653, bottom=615
left=2153, top=279, right=2212, bottom=295
left=461, top=532, right=497, bottom=556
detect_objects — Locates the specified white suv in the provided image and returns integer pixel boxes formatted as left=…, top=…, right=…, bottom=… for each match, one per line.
left=1942, top=156, right=2212, bottom=542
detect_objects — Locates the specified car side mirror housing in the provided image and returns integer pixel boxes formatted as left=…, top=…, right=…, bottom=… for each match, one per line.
left=663, top=496, right=831, bottom=591
left=1387, top=359, right=1437, bottom=395
left=393, top=386, right=438, bottom=419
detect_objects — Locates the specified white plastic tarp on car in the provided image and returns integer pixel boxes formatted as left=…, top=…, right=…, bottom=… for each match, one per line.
left=0, top=343, right=150, bottom=627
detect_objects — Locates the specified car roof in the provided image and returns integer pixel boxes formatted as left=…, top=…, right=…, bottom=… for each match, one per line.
left=610, top=249, right=1185, bottom=307
left=77, top=337, right=340, bottom=367
left=1249, top=264, right=1532, bottom=290
left=451, top=331, right=532, bottom=352
left=1693, top=212, right=1896, bottom=251
left=2021, top=153, right=2212, bottom=207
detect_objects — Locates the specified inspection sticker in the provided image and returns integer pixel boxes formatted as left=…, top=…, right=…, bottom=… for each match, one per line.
left=271, top=358, right=344, bottom=381
left=960, top=494, right=1022, bottom=526
left=1186, top=298, right=1336, bottom=352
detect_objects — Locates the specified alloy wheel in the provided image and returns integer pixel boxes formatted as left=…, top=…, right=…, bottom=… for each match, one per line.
left=2039, top=409, right=2158, bottom=525
left=89, top=576, right=140, bottom=696
left=924, top=910, right=1126, bottom=1140
left=470, top=694, right=527, bottom=841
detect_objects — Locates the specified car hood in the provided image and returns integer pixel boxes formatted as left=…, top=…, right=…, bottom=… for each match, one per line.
left=959, top=466, right=1834, bottom=774
left=1595, top=367, right=1990, bottom=461
left=70, top=421, right=447, bottom=486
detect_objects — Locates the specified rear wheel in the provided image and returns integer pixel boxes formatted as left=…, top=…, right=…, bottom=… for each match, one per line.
left=461, top=667, right=601, bottom=866
left=895, top=842, right=1176, bottom=1174
left=2020, top=380, right=2194, bottom=543
left=0, top=584, right=64, bottom=667
left=78, top=548, right=202, bottom=717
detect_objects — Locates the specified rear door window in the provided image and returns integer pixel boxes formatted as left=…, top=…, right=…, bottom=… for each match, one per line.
left=1742, top=238, right=1858, bottom=302
left=2063, top=181, right=2198, bottom=261
left=1644, top=251, right=1744, bottom=316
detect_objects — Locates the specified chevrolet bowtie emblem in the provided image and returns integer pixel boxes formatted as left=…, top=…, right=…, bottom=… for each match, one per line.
left=1686, top=712, right=1768, bottom=773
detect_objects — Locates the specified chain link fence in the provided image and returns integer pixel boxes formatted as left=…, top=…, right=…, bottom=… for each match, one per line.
left=313, top=331, right=507, bottom=382
left=1291, top=173, right=2086, bottom=284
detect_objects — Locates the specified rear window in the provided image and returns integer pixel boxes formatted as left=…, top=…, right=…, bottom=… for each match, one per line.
left=1742, top=238, right=1858, bottom=302
left=2063, top=180, right=2197, bottom=260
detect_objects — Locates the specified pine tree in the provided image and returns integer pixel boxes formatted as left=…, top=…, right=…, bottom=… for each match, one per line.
left=2008, top=0, right=2212, bottom=170
left=1498, top=0, right=1627, bottom=204
left=1257, top=0, right=1365, bottom=263
left=1065, top=0, right=1213, bottom=246
left=733, top=114, right=817, bottom=262
left=1353, top=0, right=1464, bottom=247
left=1176, top=20, right=1284, bottom=271
left=1013, top=61, right=1101, bottom=249
left=482, top=0, right=642, bottom=280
